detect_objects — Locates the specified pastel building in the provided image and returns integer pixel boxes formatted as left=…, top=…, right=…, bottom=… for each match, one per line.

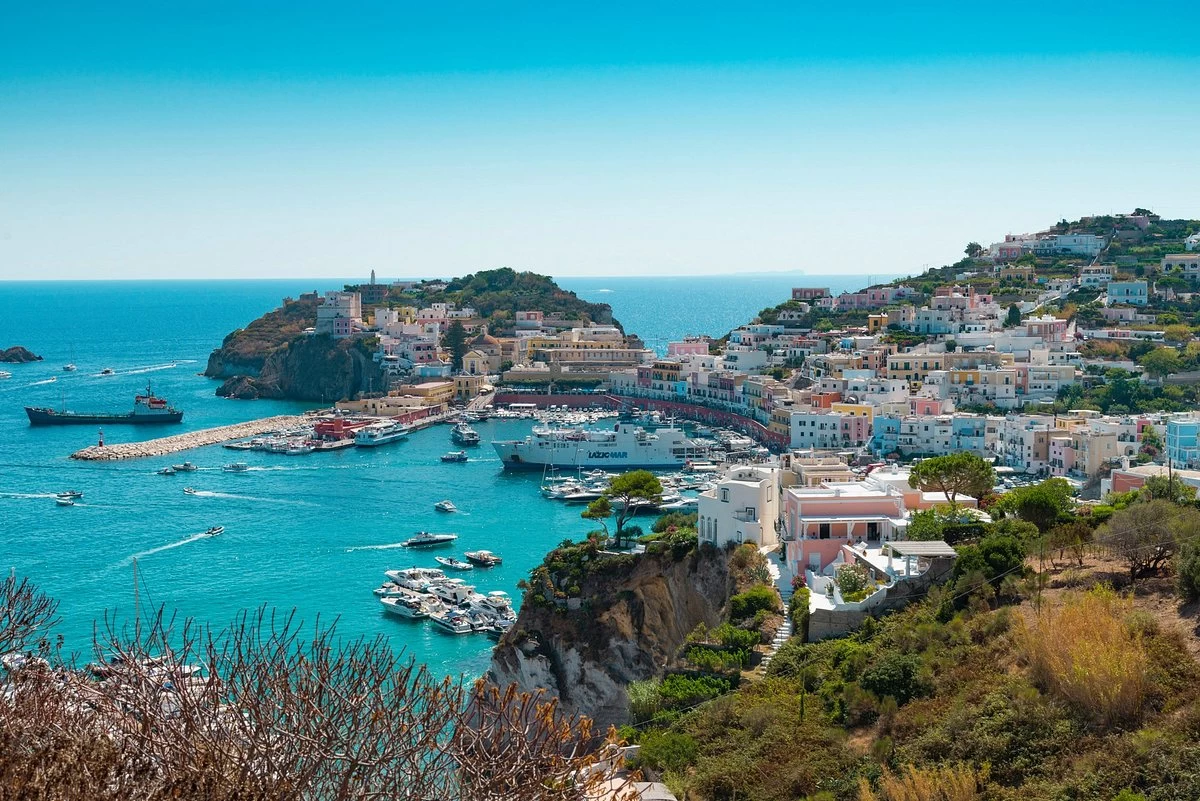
left=1168, top=417, right=1200, bottom=470
left=1107, top=281, right=1149, bottom=306
left=696, top=466, right=781, bottom=549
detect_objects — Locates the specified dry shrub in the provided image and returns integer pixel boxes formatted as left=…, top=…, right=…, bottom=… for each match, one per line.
left=1017, top=585, right=1148, bottom=729
left=857, top=763, right=987, bottom=801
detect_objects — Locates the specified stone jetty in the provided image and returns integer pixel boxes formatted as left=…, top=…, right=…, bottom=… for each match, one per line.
left=70, top=415, right=309, bottom=461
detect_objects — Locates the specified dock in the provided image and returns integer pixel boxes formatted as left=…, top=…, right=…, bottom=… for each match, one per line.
left=70, top=415, right=310, bottom=461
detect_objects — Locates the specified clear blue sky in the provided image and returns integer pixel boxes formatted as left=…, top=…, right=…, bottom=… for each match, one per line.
left=2, top=2, right=1198, bottom=280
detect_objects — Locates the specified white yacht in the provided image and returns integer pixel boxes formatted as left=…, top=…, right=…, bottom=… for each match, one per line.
left=428, top=579, right=476, bottom=606
left=380, top=595, right=430, bottom=620
left=434, top=500, right=457, bottom=513
left=493, top=422, right=709, bottom=470
left=401, top=531, right=458, bottom=548
left=384, top=567, right=446, bottom=591
left=355, top=420, right=410, bottom=447
left=0, top=370, right=12, bottom=379
left=429, top=609, right=474, bottom=635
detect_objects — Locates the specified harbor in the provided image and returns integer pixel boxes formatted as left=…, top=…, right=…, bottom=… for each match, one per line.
left=70, top=414, right=310, bottom=460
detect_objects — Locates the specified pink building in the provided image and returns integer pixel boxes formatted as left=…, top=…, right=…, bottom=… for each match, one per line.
left=909, top=397, right=943, bottom=416
left=791, top=287, right=830, bottom=301
left=667, top=339, right=711, bottom=357
left=783, top=486, right=907, bottom=574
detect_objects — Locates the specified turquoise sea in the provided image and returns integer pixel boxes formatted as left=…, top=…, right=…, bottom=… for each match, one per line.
left=0, top=273, right=895, bottom=676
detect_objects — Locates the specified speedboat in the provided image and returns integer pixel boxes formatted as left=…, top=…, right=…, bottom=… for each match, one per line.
left=434, top=500, right=457, bottom=513
left=204, top=526, right=224, bottom=537
left=0, top=371, right=11, bottom=379
left=384, top=567, right=446, bottom=591
left=99, top=368, right=115, bottom=376
left=401, top=531, right=458, bottom=548
left=62, top=364, right=76, bottom=372
left=440, top=451, right=468, bottom=463
left=157, top=466, right=177, bottom=476
left=222, top=462, right=250, bottom=473
left=434, top=556, right=473, bottom=571
left=183, top=487, right=197, bottom=495
left=464, top=550, right=502, bottom=567
left=428, top=609, right=474, bottom=635
left=380, top=595, right=430, bottom=619
left=172, top=462, right=198, bottom=472
left=57, top=490, right=83, bottom=499
left=55, top=498, right=74, bottom=507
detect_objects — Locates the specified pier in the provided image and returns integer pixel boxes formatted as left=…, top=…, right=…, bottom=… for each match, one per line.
left=70, top=415, right=310, bottom=461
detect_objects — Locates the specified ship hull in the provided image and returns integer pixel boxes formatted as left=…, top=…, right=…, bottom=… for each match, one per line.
left=493, top=442, right=692, bottom=470
left=25, top=407, right=184, bottom=426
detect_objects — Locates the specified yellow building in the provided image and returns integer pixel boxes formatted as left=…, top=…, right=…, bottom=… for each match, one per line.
left=885, top=353, right=946, bottom=383
left=830, top=401, right=874, bottom=422
left=454, top=374, right=486, bottom=401
left=867, top=313, right=888, bottom=333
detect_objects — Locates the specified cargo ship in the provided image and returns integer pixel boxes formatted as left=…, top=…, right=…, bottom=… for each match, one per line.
left=25, top=384, right=183, bottom=426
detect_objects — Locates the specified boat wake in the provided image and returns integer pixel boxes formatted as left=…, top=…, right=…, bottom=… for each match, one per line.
left=27, top=378, right=58, bottom=386
left=344, top=542, right=411, bottom=552
left=0, top=492, right=59, bottom=499
left=124, top=531, right=213, bottom=563
left=121, top=363, right=182, bottom=375
left=190, top=490, right=315, bottom=506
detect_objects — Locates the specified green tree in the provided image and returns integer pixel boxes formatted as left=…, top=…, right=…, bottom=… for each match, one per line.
left=1005, top=304, right=1023, bottom=328
left=954, top=533, right=1027, bottom=586
left=1138, top=346, right=1181, bottom=380
left=906, top=509, right=945, bottom=541
left=994, top=478, right=1075, bottom=533
left=1164, top=324, right=1193, bottom=344
left=581, top=496, right=612, bottom=540
left=1096, top=499, right=1179, bottom=581
left=908, top=452, right=995, bottom=507
left=964, top=242, right=984, bottom=259
left=444, top=321, right=469, bottom=370
left=1142, top=475, right=1197, bottom=505
left=605, top=470, right=663, bottom=547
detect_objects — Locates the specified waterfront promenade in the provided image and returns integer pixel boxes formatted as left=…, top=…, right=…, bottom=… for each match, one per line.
left=70, top=415, right=310, bottom=461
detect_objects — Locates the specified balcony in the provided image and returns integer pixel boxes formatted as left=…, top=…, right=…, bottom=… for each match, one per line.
left=732, top=509, right=759, bottom=523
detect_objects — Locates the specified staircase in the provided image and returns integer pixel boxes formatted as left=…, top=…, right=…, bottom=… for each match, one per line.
left=757, top=547, right=796, bottom=674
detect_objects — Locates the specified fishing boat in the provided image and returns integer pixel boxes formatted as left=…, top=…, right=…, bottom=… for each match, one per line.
left=157, top=466, right=176, bottom=476
left=380, top=595, right=430, bottom=620
left=434, top=556, right=473, bottom=571
left=464, top=549, right=503, bottom=567
left=172, top=461, right=198, bottom=472
left=222, top=462, right=250, bottom=473
left=451, top=423, right=481, bottom=446
left=204, top=526, right=224, bottom=537
left=440, top=450, right=468, bottom=463
left=401, top=531, right=458, bottom=548
left=25, top=383, right=183, bottom=426
left=55, top=497, right=74, bottom=507
left=434, top=499, right=457, bottom=513
left=183, top=487, right=197, bottom=495
left=56, top=490, right=83, bottom=499
left=428, top=609, right=474, bottom=635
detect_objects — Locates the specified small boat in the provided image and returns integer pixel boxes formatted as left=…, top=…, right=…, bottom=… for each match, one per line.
left=428, top=609, right=474, bottom=635
left=56, top=490, right=83, bottom=499
left=183, top=487, right=197, bottom=495
left=222, top=462, right=250, bottom=473
left=62, top=364, right=77, bottom=372
left=157, top=467, right=177, bottom=476
left=55, top=497, right=74, bottom=507
left=434, top=556, right=474, bottom=571
left=484, top=620, right=514, bottom=640
left=434, top=500, right=457, bottom=513
left=464, top=550, right=503, bottom=567
left=380, top=595, right=430, bottom=619
left=401, top=531, right=458, bottom=548
left=440, top=451, right=469, bottom=463
left=0, top=370, right=11, bottom=379
left=99, top=368, right=115, bottom=376
left=204, top=526, right=224, bottom=536
left=172, top=462, right=198, bottom=472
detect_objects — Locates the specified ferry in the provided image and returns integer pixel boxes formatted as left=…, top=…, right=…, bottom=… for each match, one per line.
left=25, top=384, right=183, bottom=426
left=493, top=422, right=710, bottom=470
left=451, top=423, right=481, bottom=446
left=355, top=421, right=410, bottom=447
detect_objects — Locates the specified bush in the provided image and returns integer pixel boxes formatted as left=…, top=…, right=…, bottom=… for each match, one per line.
left=634, top=730, right=698, bottom=773
left=859, top=653, right=929, bottom=706
left=729, top=585, right=780, bottom=621
left=684, top=645, right=751, bottom=672
left=713, top=622, right=761, bottom=650
left=1177, top=537, right=1200, bottom=601
left=657, top=674, right=732, bottom=709
left=836, top=564, right=871, bottom=598
left=790, top=587, right=811, bottom=640
left=1017, top=586, right=1149, bottom=729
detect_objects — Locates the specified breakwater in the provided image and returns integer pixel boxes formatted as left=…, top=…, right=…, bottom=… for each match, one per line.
left=70, top=415, right=311, bottom=461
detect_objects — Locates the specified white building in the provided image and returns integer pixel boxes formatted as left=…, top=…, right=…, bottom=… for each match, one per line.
left=697, top=466, right=781, bottom=549
left=315, top=291, right=363, bottom=338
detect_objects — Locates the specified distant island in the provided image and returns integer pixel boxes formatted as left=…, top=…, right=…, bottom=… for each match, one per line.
left=204, top=267, right=624, bottom=401
left=1, top=346, right=42, bottom=363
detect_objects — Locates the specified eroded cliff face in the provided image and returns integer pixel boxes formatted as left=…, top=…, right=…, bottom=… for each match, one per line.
left=214, top=334, right=382, bottom=402
left=487, top=546, right=731, bottom=729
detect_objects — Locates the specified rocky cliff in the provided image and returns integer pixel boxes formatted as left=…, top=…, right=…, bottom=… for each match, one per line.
left=215, top=334, right=382, bottom=402
left=1, top=346, right=42, bottom=363
left=487, top=545, right=731, bottom=729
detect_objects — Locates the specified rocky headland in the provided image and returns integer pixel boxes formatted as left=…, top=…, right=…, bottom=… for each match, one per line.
left=1, top=346, right=42, bottom=363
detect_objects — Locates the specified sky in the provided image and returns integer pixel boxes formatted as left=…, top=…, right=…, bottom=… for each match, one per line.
left=1, top=2, right=1199, bottom=281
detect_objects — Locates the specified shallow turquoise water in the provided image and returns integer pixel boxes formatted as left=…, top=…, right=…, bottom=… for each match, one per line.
left=0, top=274, right=883, bottom=676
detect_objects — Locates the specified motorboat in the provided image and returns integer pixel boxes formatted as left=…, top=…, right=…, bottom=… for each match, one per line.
left=384, top=567, right=446, bottom=591
left=157, top=466, right=177, bottom=476
left=440, top=451, right=469, bottom=463
left=55, top=498, right=74, bottom=507
left=428, top=609, right=474, bottom=635
left=183, top=487, right=197, bottom=495
left=372, top=582, right=408, bottom=597
left=483, top=619, right=514, bottom=640
left=434, top=500, right=457, bottom=513
left=434, top=556, right=473, bottom=571
left=464, top=550, right=502, bottom=567
left=451, top=423, right=481, bottom=446
left=62, top=363, right=76, bottom=372
left=222, top=462, right=250, bottom=473
left=204, top=526, right=224, bottom=537
left=99, top=368, right=116, bottom=376
left=0, top=371, right=11, bottom=379
left=401, top=531, right=458, bottom=548
left=172, top=462, right=198, bottom=472
left=380, top=595, right=430, bottom=620
left=56, top=490, right=83, bottom=499
left=658, top=497, right=700, bottom=511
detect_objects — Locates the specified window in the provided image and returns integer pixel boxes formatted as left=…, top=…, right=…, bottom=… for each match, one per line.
left=720, top=488, right=729, bottom=503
